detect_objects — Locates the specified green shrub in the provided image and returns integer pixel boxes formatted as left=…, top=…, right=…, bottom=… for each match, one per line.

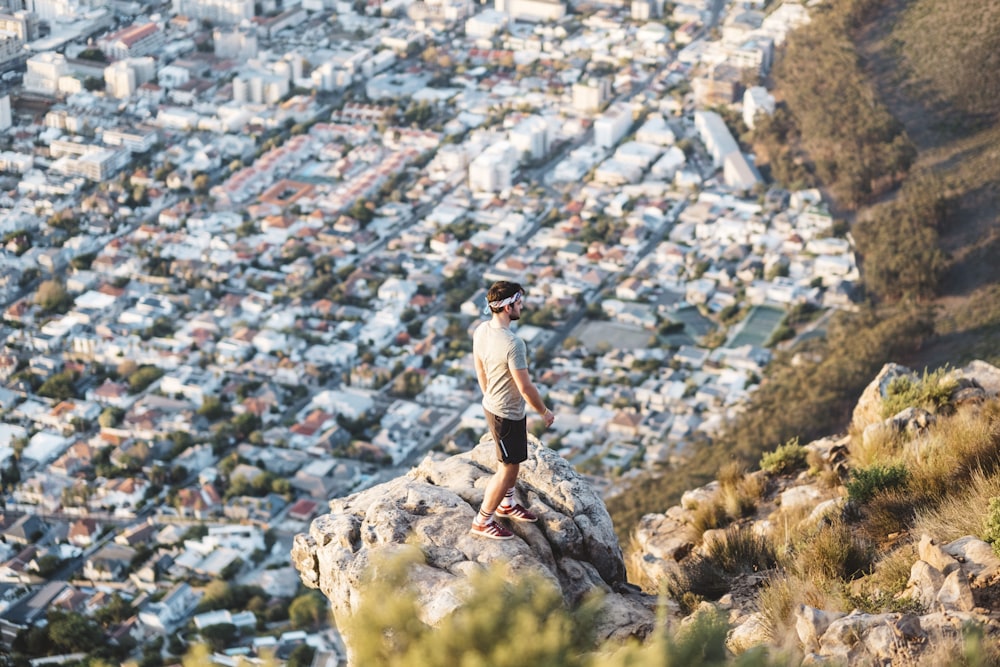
left=981, top=496, right=1000, bottom=557
left=665, top=555, right=730, bottom=602
left=796, top=520, right=873, bottom=582
left=704, top=525, right=777, bottom=575
left=759, top=438, right=807, bottom=475
left=879, top=367, right=957, bottom=418
left=846, top=464, right=910, bottom=504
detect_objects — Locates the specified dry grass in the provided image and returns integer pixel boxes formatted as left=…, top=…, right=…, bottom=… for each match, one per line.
left=905, top=402, right=1000, bottom=497
left=689, top=465, right=768, bottom=538
left=848, top=422, right=906, bottom=469
left=914, top=467, right=1000, bottom=541
left=703, top=524, right=777, bottom=575
left=846, top=541, right=922, bottom=614
left=793, top=519, right=874, bottom=582
left=756, top=572, right=848, bottom=644
left=690, top=498, right=729, bottom=536
left=769, top=502, right=819, bottom=557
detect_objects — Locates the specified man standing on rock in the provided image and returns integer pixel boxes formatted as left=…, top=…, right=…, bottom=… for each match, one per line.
left=470, top=280, right=555, bottom=540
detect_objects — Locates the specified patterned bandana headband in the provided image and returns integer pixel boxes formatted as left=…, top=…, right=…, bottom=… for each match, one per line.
left=483, top=291, right=522, bottom=316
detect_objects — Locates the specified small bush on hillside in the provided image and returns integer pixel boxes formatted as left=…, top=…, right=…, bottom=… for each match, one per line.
left=795, top=520, right=873, bottom=582
left=347, top=550, right=602, bottom=667
left=879, top=367, right=957, bottom=418
left=755, top=573, right=846, bottom=645
left=704, top=525, right=777, bottom=575
left=760, top=438, right=807, bottom=475
left=981, top=497, right=1000, bottom=557
left=666, top=555, right=730, bottom=603
left=845, top=542, right=922, bottom=614
left=719, top=462, right=766, bottom=520
left=691, top=498, right=730, bottom=535
left=847, top=464, right=910, bottom=504
left=598, top=606, right=790, bottom=667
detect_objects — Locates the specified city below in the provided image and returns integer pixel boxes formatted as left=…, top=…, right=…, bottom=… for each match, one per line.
left=0, top=0, right=850, bottom=664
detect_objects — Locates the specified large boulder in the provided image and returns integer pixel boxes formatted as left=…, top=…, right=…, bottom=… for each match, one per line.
left=292, top=438, right=656, bottom=660
left=851, top=363, right=917, bottom=433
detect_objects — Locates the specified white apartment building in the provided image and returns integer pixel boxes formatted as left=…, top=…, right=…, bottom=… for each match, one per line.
left=508, top=115, right=550, bottom=162
left=0, top=12, right=36, bottom=41
left=24, top=52, right=69, bottom=96
left=572, top=77, right=611, bottom=113
left=0, top=96, right=11, bottom=130
left=495, top=0, right=565, bottom=22
left=0, top=151, right=31, bottom=172
left=594, top=102, right=633, bottom=150
left=23, top=0, right=81, bottom=22
left=631, top=0, right=664, bottom=19
left=98, top=22, right=164, bottom=60
left=232, top=70, right=290, bottom=105
left=102, top=127, right=159, bottom=153
left=636, top=113, right=676, bottom=146
left=468, top=141, right=519, bottom=193
left=693, top=110, right=738, bottom=167
left=0, top=32, right=24, bottom=71
left=743, top=86, right=775, bottom=130
left=173, top=0, right=254, bottom=25
left=157, top=64, right=190, bottom=89
left=465, top=8, right=507, bottom=37
left=213, top=27, right=258, bottom=59
left=103, top=57, right=155, bottom=99
left=50, top=148, right=129, bottom=181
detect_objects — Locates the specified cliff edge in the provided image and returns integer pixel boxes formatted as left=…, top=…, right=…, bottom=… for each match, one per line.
left=291, top=436, right=656, bottom=656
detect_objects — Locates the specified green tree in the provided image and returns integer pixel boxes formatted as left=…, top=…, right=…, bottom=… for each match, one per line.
left=35, top=279, right=71, bottom=312
left=47, top=610, right=104, bottom=653
left=288, top=591, right=327, bottom=629
left=127, top=366, right=164, bottom=393
left=197, top=396, right=227, bottom=420
left=98, top=407, right=125, bottom=428
left=38, top=370, right=77, bottom=400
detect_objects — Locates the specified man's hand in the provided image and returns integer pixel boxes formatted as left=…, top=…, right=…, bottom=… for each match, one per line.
left=542, top=409, right=555, bottom=428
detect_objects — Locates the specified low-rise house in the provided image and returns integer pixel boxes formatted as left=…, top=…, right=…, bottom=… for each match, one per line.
left=224, top=493, right=288, bottom=526
left=83, top=543, right=137, bottom=581
left=49, top=440, right=95, bottom=476
left=2, top=515, right=49, bottom=546
left=67, top=518, right=102, bottom=548
left=115, top=519, right=159, bottom=547
left=291, top=458, right=362, bottom=499
left=175, top=483, right=223, bottom=519
left=0, top=545, right=40, bottom=584
left=87, top=379, right=136, bottom=409
left=93, top=476, right=149, bottom=512
left=138, top=582, right=202, bottom=634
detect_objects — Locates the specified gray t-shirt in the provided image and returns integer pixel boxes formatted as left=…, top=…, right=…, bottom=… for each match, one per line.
left=473, top=320, right=528, bottom=420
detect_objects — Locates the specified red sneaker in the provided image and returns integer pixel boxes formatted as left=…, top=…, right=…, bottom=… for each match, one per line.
left=496, top=504, right=538, bottom=523
left=470, top=520, right=514, bottom=540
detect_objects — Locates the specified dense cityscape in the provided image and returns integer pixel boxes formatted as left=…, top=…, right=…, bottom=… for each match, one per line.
left=0, top=0, right=858, bottom=663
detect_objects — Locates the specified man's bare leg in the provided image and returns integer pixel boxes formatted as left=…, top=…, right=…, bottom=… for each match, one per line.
left=481, top=462, right=520, bottom=516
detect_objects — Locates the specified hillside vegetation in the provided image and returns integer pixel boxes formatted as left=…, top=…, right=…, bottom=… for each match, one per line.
left=607, top=0, right=1000, bottom=538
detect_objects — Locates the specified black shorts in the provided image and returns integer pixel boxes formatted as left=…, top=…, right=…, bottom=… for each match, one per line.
left=484, top=410, right=528, bottom=464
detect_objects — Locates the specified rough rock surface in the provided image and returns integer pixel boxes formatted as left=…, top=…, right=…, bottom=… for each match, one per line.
left=292, top=437, right=656, bottom=656
left=851, top=363, right=917, bottom=433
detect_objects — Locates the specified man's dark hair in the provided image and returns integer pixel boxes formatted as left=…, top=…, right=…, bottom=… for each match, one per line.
left=487, top=281, right=524, bottom=313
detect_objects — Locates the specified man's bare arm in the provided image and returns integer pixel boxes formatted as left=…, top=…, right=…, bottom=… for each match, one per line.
left=474, top=355, right=487, bottom=394
left=511, top=367, right=554, bottom=426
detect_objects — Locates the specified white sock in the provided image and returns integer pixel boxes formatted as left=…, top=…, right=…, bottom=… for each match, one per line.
left=500, top=488, right=515, bottom=509
left=475, top=508, right=493, bottom=526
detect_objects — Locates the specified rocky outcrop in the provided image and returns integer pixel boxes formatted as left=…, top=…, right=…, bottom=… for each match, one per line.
left=291, top=360, right=1000, bottom=664
left=791, top=533, right=1000, bottom=663
left=292, top=437, right=656, bottom=659
left=633, top=360, right=1000, bottom=663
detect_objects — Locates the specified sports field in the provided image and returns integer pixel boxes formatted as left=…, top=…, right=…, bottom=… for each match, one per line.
left=727, top=305, right=785, bottom=347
